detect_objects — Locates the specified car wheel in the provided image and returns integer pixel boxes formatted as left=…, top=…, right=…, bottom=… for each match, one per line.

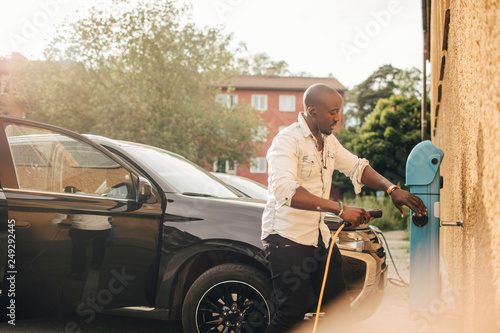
left=182, top=263, right=273, bottom=333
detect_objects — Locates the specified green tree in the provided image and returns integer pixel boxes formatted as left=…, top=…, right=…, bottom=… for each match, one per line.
left=236, top=51, right=291, bottom=76
left=10, top=0, right=264, bottom=169
left=9, top=60, right=99, bottom=130
left=334, top=66, right=429, bottom=198
left=345, top=65, right=428, bottom=128
left=394, top=67, right=426, bottom=99
left=350, top=95, right=430, bottom=190
left=345, top=64, right=401, bottom=126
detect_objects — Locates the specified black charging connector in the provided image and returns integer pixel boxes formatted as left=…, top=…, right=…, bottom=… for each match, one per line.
left=342, top=209, right=383, bottom=227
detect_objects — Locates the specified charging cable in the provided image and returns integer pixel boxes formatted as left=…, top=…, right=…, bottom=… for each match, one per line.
left=313, top=209, right=383, bottom=332
left=373, top=228, right=409, bottom=287
left=312, top=223, right=346, bottom=333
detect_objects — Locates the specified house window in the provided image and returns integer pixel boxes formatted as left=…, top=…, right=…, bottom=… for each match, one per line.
left=225, top=160, right=237, bottom=175
left=252, top=126, right=268, bottom=142
left=251, top=95, right=268, bottom=111
left=250, top=157, right=267, bottom=174
left=279, top=95, right=295, bottom=112
left=216, top=94, right=238, bottom=107
left=213, top=159, right=237, bottom=174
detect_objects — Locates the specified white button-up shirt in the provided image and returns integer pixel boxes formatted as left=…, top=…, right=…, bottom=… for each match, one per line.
left=262, top=113, right=369, bottom=247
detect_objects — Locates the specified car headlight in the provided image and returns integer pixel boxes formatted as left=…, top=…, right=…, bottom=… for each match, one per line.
left=335, top=231, right=365, bottom=252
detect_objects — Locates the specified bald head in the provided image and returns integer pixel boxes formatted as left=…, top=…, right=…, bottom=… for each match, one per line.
left=303, top=83, right=341, bottom=110
left=302, top=83, right=342, bottom=136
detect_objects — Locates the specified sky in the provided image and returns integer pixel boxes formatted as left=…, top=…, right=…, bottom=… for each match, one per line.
left=0, top=0, right=423, bottom=89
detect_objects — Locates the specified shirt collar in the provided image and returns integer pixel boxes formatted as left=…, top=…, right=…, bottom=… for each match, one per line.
left=298, top=112, right=329, bottom=143
left=298, top=112, right=314, bottom=138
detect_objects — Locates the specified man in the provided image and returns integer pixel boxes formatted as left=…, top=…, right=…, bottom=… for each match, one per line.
left=262, top=83, right=426, bottom=332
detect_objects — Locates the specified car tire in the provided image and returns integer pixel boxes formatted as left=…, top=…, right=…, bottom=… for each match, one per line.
left=182, top=263, right=273, bottom=333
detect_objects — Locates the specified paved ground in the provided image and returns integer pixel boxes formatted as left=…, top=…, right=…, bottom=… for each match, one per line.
left=349, top=230, right=413, bottom=332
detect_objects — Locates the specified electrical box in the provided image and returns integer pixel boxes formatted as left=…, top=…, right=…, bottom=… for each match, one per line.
left=406, top=140, right=444, bottom=311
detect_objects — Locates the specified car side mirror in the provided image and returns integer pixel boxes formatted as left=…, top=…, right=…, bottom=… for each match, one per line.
left=136, top=176, right=153, bottom=203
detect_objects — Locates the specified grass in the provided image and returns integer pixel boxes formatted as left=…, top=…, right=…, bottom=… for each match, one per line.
left=343, top=193, right=411, bottom=231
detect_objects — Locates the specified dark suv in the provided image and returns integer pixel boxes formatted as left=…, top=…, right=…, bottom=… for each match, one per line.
left=0, top=116, right=387, bottom=332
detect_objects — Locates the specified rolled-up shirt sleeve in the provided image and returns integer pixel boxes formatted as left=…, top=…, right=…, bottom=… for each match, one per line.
left=267, top=134, right=300, bottom=209
left=333, top=139, right=370, bottom=194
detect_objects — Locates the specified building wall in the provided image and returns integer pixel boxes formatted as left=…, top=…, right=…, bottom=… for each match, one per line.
left=237, top=89, right=306, bottom=185
left=233, top=89, right=344, bottom=186
left=430, top=0, right=500, bottom=331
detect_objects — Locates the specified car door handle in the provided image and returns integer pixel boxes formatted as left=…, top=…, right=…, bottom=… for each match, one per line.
left=14, top=221, right=31, bottom=229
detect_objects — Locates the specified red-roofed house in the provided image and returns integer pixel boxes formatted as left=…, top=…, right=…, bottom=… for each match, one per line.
left=216, top=71, right=346, bottom=186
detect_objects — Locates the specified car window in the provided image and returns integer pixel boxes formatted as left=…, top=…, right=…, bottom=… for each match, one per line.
left=5, top=123, right=135, bottom=199
left=124, top=145, right=239, bottom=198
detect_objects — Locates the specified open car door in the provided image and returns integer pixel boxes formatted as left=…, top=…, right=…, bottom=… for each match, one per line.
left=0, top=116, right=163, bottom=321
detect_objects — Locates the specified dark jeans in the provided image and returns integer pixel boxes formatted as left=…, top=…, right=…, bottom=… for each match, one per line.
left=263, top=234, right=350, bottom=333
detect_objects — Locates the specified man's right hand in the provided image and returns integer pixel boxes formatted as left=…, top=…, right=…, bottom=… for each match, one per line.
left=341, top=206, right=371, bottom=227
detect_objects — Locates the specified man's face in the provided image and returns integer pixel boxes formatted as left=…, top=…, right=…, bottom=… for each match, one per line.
left=315, top=91, right=342, bottom=135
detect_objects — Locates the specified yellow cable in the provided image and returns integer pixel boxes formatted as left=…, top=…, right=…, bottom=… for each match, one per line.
left=312, top=223, right=346, bottom=333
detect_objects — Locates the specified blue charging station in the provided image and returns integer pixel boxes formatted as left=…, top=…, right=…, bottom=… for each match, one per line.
left=406, top=140, right=444, bottom=311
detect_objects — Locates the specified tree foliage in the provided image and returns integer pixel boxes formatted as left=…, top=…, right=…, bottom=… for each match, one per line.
left=9, top=0, right=264, bottom=168
left=393, top=67, right=424, bottom=99
left=333, top=64, right=429, bottom=197
left=236, top=51, right=291, bottom=76
left=334, top=95, right=428, bottom=197
left=344, top=65, right=426, bottom=127
left=351, top=95, right=430, bottom=189
left=234, top=48, right=317, bottom=77
left=345, top=64, right=400, bottom=125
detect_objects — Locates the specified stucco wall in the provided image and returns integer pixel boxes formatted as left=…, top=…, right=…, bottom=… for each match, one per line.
left=430, top=0, right=500, bottom=331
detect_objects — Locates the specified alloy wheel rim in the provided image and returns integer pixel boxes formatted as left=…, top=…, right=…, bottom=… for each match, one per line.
left=195, top=280, right=270, bottom=333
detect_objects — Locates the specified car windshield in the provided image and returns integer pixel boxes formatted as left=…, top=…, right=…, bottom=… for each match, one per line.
left=124, top=144, right=239, bottom=198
